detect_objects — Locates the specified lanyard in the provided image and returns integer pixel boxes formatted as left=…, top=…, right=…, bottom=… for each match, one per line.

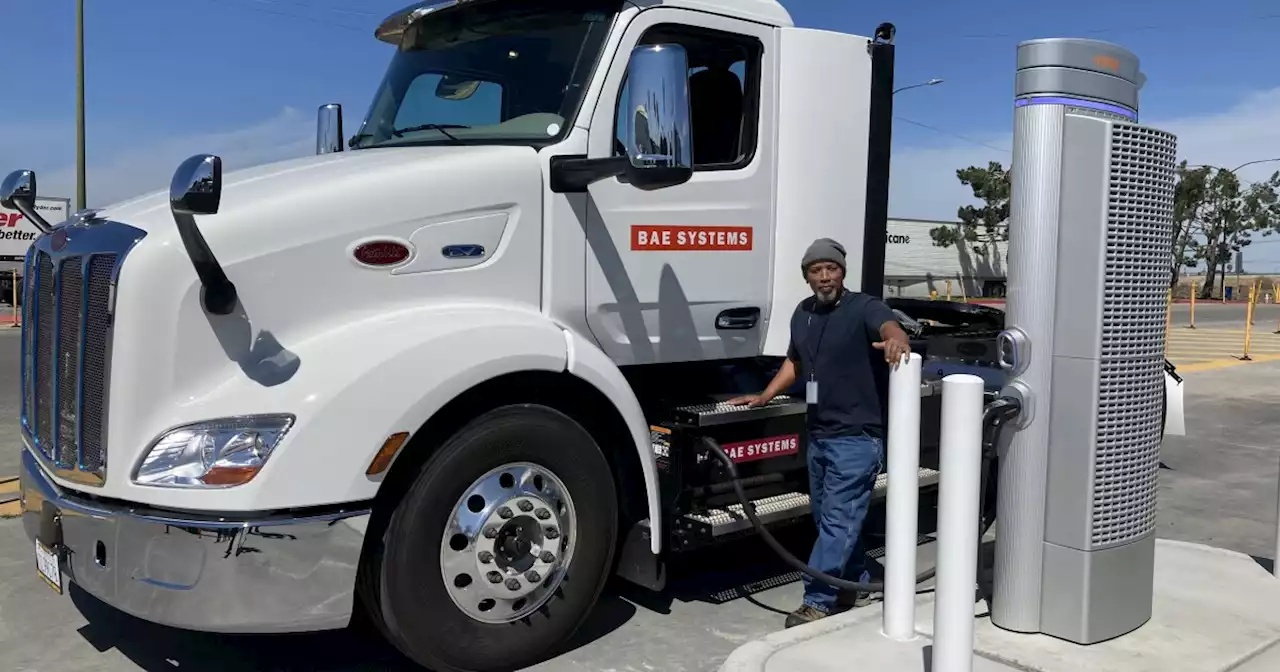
left=804, top=290, right=845, bottom=380
left=806, top=311, right=832, bottom=381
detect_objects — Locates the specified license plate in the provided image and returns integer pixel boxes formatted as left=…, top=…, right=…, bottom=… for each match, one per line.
left=34, top=539, right=63, bottom=594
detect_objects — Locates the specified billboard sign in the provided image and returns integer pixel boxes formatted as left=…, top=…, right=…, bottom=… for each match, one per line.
left=0, top=197, right=69, bottom=263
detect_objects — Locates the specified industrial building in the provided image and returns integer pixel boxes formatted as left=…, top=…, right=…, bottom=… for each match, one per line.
left=883, top=217, right=1008, bottom=299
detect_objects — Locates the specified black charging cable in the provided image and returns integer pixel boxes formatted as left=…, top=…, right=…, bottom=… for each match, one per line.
left=701, top=396, right=1020, bottom=594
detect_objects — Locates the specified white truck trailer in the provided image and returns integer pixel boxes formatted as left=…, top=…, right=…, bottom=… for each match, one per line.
left=4, top=1, right=1185, bottom=670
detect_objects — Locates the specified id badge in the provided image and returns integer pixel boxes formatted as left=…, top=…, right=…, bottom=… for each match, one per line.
left=806, top=380, right=818, bottom=404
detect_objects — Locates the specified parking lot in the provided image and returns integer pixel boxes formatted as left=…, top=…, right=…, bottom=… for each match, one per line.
left=1, top=304, right=1279, bottom=671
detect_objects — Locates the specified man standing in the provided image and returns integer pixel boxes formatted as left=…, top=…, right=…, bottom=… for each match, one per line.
left=728, top=237, right=911, bottom=628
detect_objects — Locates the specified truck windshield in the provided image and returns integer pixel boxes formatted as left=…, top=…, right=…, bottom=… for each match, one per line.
left=350, top=0, right=621, bottom=150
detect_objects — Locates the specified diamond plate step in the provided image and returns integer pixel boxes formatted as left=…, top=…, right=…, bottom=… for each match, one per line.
left=685, top=467, right=941, bottom=538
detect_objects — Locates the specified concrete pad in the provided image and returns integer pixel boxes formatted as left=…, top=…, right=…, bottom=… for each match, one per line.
left=720, top=539, right=1280, bottom=672
left=720, top=594, right=1018, bottom=672
left=1234, top=641, right=1280, bottom=672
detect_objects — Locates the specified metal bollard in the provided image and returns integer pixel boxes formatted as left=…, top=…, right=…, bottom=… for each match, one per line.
left=932, top=374, right=985, bottom=672
left=884, top=352, right=923, bottom=641
left=1188, top=280, right=1197, bottom=329
left=1240, top=289, right=1256, bottom=361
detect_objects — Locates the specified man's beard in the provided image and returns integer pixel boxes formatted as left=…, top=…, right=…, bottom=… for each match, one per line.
left=814, top=286, right=842, bottom=304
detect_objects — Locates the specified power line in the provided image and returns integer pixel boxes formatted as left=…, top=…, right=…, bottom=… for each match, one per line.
left=894, top=116, right=1011, bottom=153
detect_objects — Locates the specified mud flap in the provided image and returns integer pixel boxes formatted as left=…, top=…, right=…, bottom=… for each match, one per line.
left=614, top=520, right=666, bottom=591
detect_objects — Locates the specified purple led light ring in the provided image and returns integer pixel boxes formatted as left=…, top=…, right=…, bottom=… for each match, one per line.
left=1015, top=96, right=1137, bottom=120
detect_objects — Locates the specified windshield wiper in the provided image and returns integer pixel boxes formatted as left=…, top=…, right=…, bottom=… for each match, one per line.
left=390, top=123, right=469, bottom=143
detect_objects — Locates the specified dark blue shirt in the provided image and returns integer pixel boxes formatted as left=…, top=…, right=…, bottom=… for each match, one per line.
left=786, top=289, right=898, bottom=440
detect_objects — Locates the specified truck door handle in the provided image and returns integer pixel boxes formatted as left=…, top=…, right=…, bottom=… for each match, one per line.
left=716, top=307, right=760, bottom=330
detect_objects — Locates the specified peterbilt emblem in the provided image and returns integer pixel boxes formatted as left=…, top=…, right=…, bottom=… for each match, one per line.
left=51, top=229, right=69, bottom=251
left=351, top=239, right=412, bottom=267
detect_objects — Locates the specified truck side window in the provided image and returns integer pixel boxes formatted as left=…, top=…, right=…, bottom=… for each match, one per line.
left=614, top=25, right=762, bottom=171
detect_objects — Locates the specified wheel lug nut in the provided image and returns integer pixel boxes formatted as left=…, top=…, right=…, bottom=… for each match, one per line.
left=483, top=526, right=498, bottom=539
left=487, top=571, right=503, bottom=584
left=477, top=551, right=494, bottom=564
left=498, top=506, right=514, bottom=519
left=525, top=570, right=541, bottom=583
left=544, top=527, right=560, bottom=539
left=505, top=578, right=521, bottom=591
left=535, top=508, right=551, bottom=520
left=540, top=551, right=555, bottom=563
left=518, top=500, right=534, bottom=512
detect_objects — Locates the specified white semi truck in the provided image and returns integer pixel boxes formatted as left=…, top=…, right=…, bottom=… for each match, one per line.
left=4, top=1, right=1186, bottom=670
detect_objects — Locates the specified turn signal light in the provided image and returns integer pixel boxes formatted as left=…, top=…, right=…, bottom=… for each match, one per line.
left=367, top=432, right=411, bottom=475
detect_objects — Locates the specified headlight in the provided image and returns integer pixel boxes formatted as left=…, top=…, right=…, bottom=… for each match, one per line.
left=134, top=415, right=295, bottom=488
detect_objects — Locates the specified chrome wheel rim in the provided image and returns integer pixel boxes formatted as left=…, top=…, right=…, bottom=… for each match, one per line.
left=439, top=462, right=577, bottom=624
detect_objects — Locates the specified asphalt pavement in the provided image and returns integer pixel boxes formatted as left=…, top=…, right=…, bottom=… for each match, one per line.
left=1169, top=299, right=1279, bottom=329
left=1, top=305, right=1278, bottom=671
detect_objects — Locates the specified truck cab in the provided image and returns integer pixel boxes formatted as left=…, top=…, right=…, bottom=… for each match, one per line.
left=4, top=2, right=1185, bottom=671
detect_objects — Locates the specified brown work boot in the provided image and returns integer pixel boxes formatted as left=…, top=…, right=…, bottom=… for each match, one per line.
left=836, top=589, right=879, bottom=609
left=784, top=604, right=829, bottom=628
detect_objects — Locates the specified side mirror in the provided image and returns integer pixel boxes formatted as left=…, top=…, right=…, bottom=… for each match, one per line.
left=170, top=154, right=222, bottom=215
left=317, top=103, right=344, bottom=155
left=167, top=153, right=237, bottom=315
left=546, top=43, right=694, bottom=194
left=623, top=44, right=693, bottom=189
left=0, top=169, right=35, bottom=210
left=0, top=169, right=52, bottom=233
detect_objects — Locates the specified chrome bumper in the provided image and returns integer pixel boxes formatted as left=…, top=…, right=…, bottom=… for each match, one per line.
left=19, top=448, right=372, bottom=634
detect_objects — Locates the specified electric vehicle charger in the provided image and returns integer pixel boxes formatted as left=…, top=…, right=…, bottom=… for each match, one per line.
left=701, top=395, right=1020, bottom=595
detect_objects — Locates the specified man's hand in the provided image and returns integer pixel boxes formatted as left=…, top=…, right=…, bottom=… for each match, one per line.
left=726, top=393, right=769, bottom=408
left=873, top=326, right=912, bottom=369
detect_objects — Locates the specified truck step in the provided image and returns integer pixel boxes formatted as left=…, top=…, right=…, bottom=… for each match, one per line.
left=684, top=467, right=940, bottom=538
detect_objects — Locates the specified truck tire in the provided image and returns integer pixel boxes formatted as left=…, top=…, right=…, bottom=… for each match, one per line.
left=366, top=404, right=619, bottom=672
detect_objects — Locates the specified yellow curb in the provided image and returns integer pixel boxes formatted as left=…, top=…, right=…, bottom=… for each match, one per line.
left=0, top=500, right=20, bottom=518
left=0, top=478, right=17, bottom=496
left=1175, top=353, right=1280, bottom=373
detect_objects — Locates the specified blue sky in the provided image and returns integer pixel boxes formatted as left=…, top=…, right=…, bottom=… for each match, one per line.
left=3, top=0, right=1280, bottom=270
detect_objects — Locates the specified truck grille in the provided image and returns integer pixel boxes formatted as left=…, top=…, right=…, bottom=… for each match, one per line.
left=21, top=217, right=145, bottom=485
left=1091, top=123, right=1177, bottom=547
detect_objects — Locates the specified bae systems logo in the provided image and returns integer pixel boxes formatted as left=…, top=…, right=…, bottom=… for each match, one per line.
left=721, top=434, right=800, bottom=464
left=630, top=225, right=753, bottom=251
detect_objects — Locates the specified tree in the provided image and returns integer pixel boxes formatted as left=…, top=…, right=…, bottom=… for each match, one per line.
left=1171, top=162, right=1209, bottom=287
left=1187, top=167, right=1280, bottom=299
left=929, top=161, right=1010, bottom=249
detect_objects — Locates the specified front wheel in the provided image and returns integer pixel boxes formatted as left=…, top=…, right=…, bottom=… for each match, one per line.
left=364, top=405, right=619, bottom=672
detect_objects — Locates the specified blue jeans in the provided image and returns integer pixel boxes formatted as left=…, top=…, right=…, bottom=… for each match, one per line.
left=802, top=433, right=885, bottom=613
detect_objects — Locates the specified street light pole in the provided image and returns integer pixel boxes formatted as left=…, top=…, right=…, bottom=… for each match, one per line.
left=893, top=78, right=943, bottom=95
left=1230, top=158, right=1280, bottom=174
left=75, top=0, right=86, bottom=211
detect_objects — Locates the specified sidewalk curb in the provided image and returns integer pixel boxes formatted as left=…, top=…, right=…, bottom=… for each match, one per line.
left=719, top=601, right=893, bottom=672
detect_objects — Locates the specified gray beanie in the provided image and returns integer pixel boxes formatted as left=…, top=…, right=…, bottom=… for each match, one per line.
left=801, top=237, right=847, bottom=275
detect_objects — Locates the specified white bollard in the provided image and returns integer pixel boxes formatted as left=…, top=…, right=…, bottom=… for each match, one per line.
left=883, top=352, right=923, bottom=641
left=932, top=374, right=986, bottom=672
left=1274, top=455, right=1280, bottom=579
